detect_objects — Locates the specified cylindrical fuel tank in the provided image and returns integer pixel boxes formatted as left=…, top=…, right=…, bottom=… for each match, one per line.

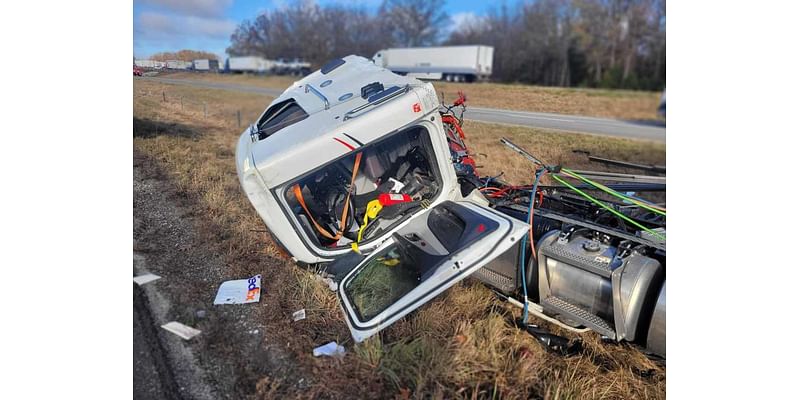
left=647, top=281, right=666, bottom=358
left=537, top=231, right=616, bottom=323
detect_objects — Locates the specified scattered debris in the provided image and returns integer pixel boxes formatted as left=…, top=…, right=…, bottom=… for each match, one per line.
left=195, top=310, right=207, bottom=319
left=292, top=309, right=306, bottom=322
left=314, top=275, right=338, bottom=292
left=213, top=274, right=262, bottom=305
left=313, top=341, right=346, bottom=357
left=519, top=322, right=583, bottom=356
left=161, top=321, right=202, bottom=340
left=133, top=273, right=161, bottom=285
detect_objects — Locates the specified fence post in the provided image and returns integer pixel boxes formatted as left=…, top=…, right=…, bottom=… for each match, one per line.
left=162, top=91, right=166, bottom=102
left=237, top=110, right=241, bottom=128
left=203, top=102, right=207, bottom=119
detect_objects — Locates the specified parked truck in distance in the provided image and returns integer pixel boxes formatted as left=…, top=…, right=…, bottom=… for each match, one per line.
left=372, top=45, right=494, bottom=82
left=224, top=56, right=311, bottom=76
left=193, top=59, right=219, bottom=72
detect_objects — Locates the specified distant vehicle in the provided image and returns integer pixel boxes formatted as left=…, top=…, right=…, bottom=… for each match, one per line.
left=372, top=45, right=494, bottom=82
left=165, top=60, right=192, bottom=70
left=193, top=59, right=219, bottom=72
left=226, top=56, right=270, bottom=74
left=658, top=90, right=666, bottom=118
left=133, top=66, right=142, bottom=76
left=274, top=58, right=312, bottom=76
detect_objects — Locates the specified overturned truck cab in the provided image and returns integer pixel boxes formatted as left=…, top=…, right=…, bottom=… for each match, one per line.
left=235, top=55, right=666, bottom=358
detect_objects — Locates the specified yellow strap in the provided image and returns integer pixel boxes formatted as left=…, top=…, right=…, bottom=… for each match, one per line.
left=351, top=199, right=382, bottom=253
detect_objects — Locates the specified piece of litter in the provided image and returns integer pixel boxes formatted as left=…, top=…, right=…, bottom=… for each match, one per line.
left=313, top=341, right=346, bottom=357
left=292, top=309, right=306, bottom=322
left=133, top=273, right=161, bottom=285
left=161, top=321, right=202, bottom=340
left=314, top=275, right=338, bottom=292
left=213, top=275, right=262, bottom=305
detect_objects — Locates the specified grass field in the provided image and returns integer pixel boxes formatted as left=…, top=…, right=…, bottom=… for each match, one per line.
left=159, top=71, right=663, bottom=121
left=133, top=78, right=666, bottom=399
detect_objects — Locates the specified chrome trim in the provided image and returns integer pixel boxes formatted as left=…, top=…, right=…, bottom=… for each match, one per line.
left=304, top=84, right=330, bottom=110
left=344, top=84, right=410, bottom=121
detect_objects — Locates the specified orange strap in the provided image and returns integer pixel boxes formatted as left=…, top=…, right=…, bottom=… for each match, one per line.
left=292, top=152, right=363, bottom=241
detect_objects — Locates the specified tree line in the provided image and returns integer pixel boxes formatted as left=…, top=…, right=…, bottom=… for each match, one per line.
left=149, top=50, right=219, bottom=62
left=227, top=0, right=665, bottom=91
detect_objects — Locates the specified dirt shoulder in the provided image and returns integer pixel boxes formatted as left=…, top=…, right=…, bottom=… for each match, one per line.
left=134, top=150, right=312, bottom=399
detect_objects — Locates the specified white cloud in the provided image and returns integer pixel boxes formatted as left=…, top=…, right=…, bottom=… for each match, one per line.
left=138, top=11, right=236, bottom=40
left=450, top=12, right=482, bottom=30
left=138, top=0, right=233, bottom=18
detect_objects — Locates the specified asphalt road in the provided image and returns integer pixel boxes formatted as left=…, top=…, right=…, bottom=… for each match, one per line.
left=140, top=76, right=665, bottom=142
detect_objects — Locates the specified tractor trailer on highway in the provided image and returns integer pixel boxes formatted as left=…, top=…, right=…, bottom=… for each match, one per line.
left=372, top=45, right=494, bottom=82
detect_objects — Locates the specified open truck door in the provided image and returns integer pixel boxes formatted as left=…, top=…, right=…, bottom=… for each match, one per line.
left=337, top=200, right=528, bottom=342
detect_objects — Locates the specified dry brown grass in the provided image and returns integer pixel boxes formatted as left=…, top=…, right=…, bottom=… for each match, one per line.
left=149, top=71, right=662, bottom=121
left=463, top=120, right=666, bottom=185
left=133, top=79, right=665, bottom=399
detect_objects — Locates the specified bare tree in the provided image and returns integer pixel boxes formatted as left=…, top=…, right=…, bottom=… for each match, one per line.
left=378, top=0, right=449, bottom=47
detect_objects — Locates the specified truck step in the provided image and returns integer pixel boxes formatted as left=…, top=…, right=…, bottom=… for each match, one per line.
left=473, top=267, right=515, bottom=293
left=541, top=296, right=616, bottom=339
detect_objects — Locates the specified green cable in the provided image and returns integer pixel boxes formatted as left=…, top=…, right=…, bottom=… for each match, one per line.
left=561, top=168, right=666, bottom=216
left=551, top=174, right=666, bottom=241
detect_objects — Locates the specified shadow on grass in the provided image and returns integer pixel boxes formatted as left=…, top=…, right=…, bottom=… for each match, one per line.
left=134, top=117, right=204, bottom=139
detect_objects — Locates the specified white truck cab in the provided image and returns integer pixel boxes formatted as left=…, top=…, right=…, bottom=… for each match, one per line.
left=235, top=55, right=527, bottom=341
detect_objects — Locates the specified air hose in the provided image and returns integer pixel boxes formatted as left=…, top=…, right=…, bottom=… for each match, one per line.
left=552, top=174, right=666, bottom=241
left=519, top=169, right=545, bottom=325
left=560, top=168, right=666, bottom=215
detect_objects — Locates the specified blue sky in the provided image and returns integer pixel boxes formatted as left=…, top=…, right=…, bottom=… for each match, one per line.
left=133, top=0, right=502, bottom=60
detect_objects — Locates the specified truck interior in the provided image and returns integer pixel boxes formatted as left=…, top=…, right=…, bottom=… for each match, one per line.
left=283, top=126, right=443, bottom=249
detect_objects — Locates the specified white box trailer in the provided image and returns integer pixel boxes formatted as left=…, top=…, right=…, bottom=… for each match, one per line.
left=135, top=59, right=153, bottom=68
left=193, top=59, right=220, bottom=71
left=372, top=45, right=494, bottom=82
left=227, top=56, right=270, bottom=73
left=166, top=60, right=192, bottom=70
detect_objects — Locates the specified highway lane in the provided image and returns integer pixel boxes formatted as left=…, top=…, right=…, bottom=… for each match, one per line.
left=140, top=76, right=665, bottom=142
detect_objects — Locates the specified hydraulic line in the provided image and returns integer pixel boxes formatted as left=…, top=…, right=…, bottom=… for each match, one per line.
left=560, top=168, right=666, bottom=215
left=551, top=174, right=666, bottom=241
left=519, top=169, right=545, bottom=325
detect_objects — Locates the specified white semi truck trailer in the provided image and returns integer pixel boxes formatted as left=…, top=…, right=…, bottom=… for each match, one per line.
left=372, top=45, right=494, bottom=82
left=193, top=59, right=220, bottom=72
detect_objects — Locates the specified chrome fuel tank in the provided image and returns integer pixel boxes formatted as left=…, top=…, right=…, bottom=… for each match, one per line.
left=646, top=282, right=666, bottom=357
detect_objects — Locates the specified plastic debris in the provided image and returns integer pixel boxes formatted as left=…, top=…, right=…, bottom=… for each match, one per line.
left=161, top=321, right=201, bottom=340
left=292, top=309, right=306, bottom=321
left=314, top=275, right=338, bottom=292
left=313, top=341, right=346, bottom=357
left=133, top=273, right=161, bottom=285
left=213, top=275, right=262, bottom=305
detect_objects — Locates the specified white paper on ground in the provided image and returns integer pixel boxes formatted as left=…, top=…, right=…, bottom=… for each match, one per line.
left=313, top=341, right=345, bottom=357
left=213, top=275, right=262, bottom=305
left=292, top=309, right=306, bottom=321
left=161, top=321, right=202, bottom=340
left=133, top=273, right=161, bottom=285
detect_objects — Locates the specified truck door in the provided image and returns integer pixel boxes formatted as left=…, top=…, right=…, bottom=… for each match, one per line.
left=337, top=200, right=528, bottom=342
